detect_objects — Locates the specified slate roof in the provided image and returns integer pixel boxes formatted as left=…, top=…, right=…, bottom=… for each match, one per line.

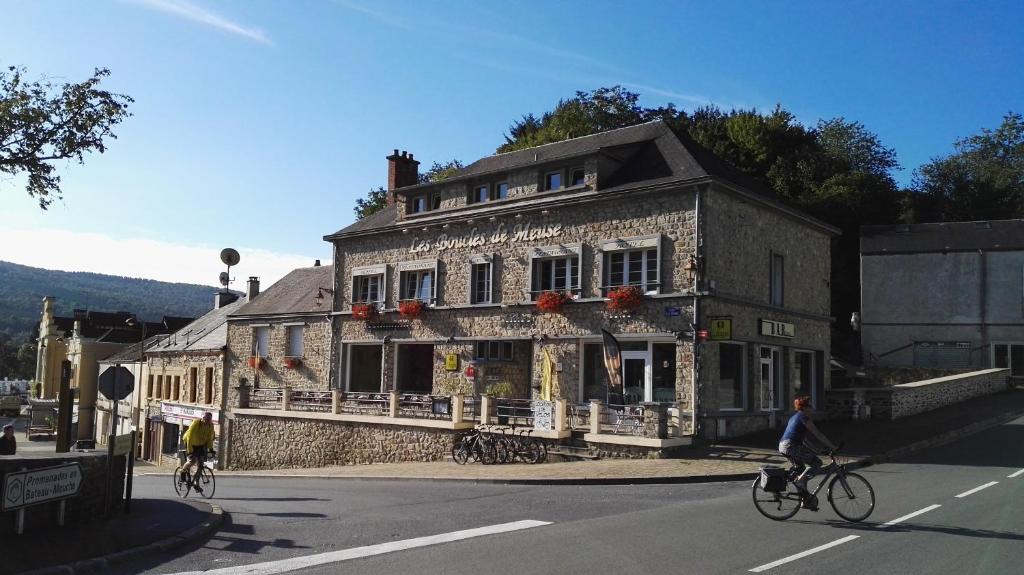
left=861, top=219, right=1024, bottom=255
left=99, top=334, right=166, bottom=363
left=326, top=120, right=803, bottom=239
left=148, top=295, right=248, bottom=353
left=231, top=265, right=334, bottom=317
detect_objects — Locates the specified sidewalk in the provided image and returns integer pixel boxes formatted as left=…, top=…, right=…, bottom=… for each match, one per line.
left=11, top=387, right=1024, bottom=573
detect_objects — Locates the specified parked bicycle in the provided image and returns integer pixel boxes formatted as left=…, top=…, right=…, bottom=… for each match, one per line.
left=173, top=450, right=217, bottom=498
left=752, top=447, right=874, bottom=522
left=451, top=428, right=497, bottom=465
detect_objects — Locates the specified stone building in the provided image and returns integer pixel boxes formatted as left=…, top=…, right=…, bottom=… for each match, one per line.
left=860, top=219, right=1024, bottom=384
left=320, top=121, right=837, bottom=443
left=138, top=290, right=245, bottom=464
left=222, top=266, right=334, bottom=469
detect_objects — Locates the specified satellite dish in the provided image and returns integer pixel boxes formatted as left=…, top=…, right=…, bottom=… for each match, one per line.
left=219, top=272, right=230, bottom=287
left=220, top=248, right=241, bottom=267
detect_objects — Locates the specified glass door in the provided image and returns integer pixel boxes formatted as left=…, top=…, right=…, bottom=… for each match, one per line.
left=621, top=351, right=651, bottom=405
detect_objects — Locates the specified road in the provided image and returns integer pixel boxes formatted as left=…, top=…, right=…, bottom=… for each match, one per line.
left=115, top=415, right=1024, bottom=575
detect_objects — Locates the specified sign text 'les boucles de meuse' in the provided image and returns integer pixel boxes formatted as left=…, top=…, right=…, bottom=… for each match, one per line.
left=409, top=221, right=564, bottom=254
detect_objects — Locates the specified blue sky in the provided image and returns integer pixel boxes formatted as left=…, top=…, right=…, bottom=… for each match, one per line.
left=2, top=0, right=1021, bottom=287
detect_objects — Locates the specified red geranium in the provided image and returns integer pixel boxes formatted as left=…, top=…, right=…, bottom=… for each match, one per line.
left=399, top=299, right=425, bottom=319
left=247, top=356, right=266, bottom=369
left=607, top=286, right=645, bottom=312
left=352, top=303, right=378, bottom=321
left=283, top=357, right=302, bottom=369
left=536, top=291, right=570, bottom=313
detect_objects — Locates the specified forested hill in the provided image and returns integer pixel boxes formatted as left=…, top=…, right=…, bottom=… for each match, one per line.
left=0, top=260, right=226, bottom=342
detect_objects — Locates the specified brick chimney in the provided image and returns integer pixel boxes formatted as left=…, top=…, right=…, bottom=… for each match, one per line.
left=386, top=149, right=420, bottom=204
left=246, top=276, right=260, bottom=300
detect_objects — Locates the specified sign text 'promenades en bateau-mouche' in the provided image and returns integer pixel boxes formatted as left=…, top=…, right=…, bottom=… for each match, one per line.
left=409, top=221, right=564, bottom=254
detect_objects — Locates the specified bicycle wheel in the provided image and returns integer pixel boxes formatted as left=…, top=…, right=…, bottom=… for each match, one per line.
left=196, top=466, right=216, bottom=499
left=520, top=440, right=541, bottom=464
left=451, top=442, right=470, bottom=464
left=751, top=480, right=802, bottom=521
left=172, top=465, right=189, bottom=497
left=828, top=472, right=874, bottom=522
left=475, top=440, right=497, bottom=465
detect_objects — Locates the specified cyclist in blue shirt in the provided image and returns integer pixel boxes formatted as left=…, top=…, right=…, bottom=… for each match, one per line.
left=779, top=395, right=836, bottom=494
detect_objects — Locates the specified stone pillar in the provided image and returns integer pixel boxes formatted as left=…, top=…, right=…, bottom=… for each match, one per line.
left=590, top=399, right=602, bottom=434
left=480, top=395, right=492, bottom=425
left=554, top=398, right=567, bottom=432
left=452, top=394, right=464, bottom=424
left=388, top=390, right=399, bottom=418
left=235, top=384, right=250, bottom=409
left=332, top=390, right=341, bottom=414
left=281, top=388, right=290, bottom=411
left=642, top=402, right=668, bottom=438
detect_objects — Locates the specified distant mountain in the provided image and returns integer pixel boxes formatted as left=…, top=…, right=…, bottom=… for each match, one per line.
left=0, top=260, right=232, bottom=342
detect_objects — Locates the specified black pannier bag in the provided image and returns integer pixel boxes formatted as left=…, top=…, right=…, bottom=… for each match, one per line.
left=759, top=466, right=788, bottom=492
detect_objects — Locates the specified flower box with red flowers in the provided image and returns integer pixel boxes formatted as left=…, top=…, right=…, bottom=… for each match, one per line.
left=283, top=356, right=302, bottom=369
left=247, top=356, right=267, bottom=369
left=398, top=299, right=425, bottom=319
left=536, top=291, right=571, bottom=313
left=606, top=286, right=645, bottom=312
left=351, top=303, right=378, bottom=321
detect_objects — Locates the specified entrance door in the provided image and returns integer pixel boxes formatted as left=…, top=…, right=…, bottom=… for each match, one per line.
left=348, top=345, right=383, bottom=392
left=794, top=350, right=816, bottom=408
left=621, top=350, right=651, bottom=405
left=758, top=346, right=782, bottom=411
left=396, top=344, right=435, bottom=393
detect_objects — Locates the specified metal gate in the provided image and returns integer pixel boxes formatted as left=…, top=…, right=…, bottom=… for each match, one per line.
left=913, top=341, right=971, bottom=369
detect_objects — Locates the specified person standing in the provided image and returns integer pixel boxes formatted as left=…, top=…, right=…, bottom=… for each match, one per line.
left=0, top=424, right=16, bottom=455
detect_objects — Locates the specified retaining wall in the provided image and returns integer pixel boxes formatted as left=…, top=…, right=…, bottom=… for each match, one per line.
left=827, top=368, right=1010, bottom=421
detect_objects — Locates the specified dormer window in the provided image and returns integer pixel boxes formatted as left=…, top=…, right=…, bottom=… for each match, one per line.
left=431, top=192, right=442, bottom=210
left=469, top=181, right=510, bottom=204
left=409, top=195, right=427, bottom=214
left=570, top=167, right=585, bottom=187
left=544, top=171, right=562, bottom=191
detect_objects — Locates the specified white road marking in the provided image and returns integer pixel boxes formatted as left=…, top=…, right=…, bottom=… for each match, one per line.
left=955, top=481, right=999, bottom=498
left=167, top=519, right=552, bottom=575
left=1008, top=468, right=1024, bottom=478
left=749, top=535, right=860, bottom=573
left=876, top=504, right=941, bottom=528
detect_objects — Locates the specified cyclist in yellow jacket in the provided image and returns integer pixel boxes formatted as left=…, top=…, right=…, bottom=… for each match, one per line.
left=180, top=412, right=215, bottom=489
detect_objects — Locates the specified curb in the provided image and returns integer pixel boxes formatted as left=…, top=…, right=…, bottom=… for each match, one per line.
left=867, top=409, right=1024, bottom=466
left=22, top=502, right=224, bottom=575
left=134, top=409, right=1024, bottom=487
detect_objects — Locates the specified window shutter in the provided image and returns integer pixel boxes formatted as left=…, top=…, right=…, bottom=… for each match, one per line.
left=431, top=260, right=439, bottom=305
left=488, top=255, right=495, bottom=303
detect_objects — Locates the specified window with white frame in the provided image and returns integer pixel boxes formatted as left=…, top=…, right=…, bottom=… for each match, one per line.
left=286, top=325, right=304, bottom=357
left=351, top=265, right=386, bottom=306
left=469, top=254, right=493, bottom=304
left=569, top=167, right=585, bottom=186
left=254, top=326, right=270, bottom=358
left=475, top=341, right=514, bottom=361
left=600, top=235, right=661, bottom=295
left=398, top=259, right=438, bottom=304
left=770, top=252, right=784, bottom=306
left=494, top=181, right=509, bottom=199
left=529, top=244, right=581, bottom=299
left=718, top=342, right=746, bottom=410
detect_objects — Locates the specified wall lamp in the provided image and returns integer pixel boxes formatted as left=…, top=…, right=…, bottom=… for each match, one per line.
left=315, top=287, right=335, bottom=307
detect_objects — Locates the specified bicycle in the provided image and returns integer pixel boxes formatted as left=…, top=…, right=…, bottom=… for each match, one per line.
left=173, top=450, right=217, bottom=498
left=752, top=446, right=874, bottom=522
left=451, top=428, right=497, bottom=465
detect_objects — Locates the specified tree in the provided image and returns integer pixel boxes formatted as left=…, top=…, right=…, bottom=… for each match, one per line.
left=353, top=159, right=464, bottom=220
left=910, top=112, right=1023, bottom=222
left=1, top=66, right=133, bottom=209
left=498, top=86, right=677, bottom=153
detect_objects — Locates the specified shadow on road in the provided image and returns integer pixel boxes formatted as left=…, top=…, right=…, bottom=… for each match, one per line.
left=214, top=496, right=331, bottom=502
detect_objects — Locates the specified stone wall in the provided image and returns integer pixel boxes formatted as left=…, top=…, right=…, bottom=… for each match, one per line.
left=827, top=368, right=1010, bottom=420
left=225, top=316, right=333, bottom=407
left=229, top=413, right=455, bottom=469
left=0, top=451, right=126, bottom=535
